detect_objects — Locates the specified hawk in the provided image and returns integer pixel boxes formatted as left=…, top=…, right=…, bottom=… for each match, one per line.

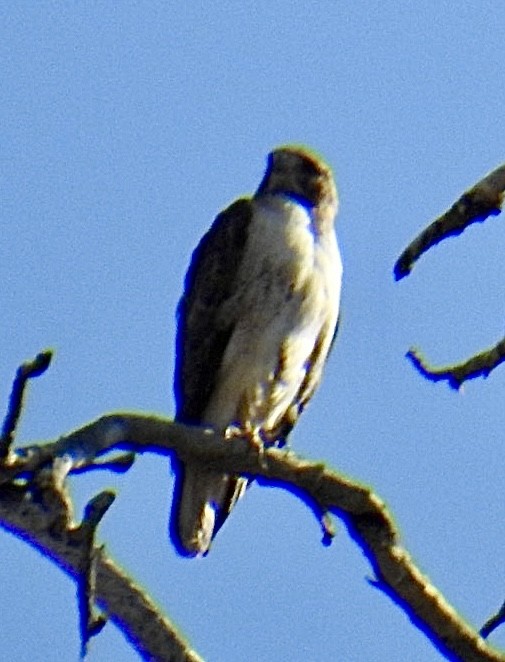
left=170, top=145, right=342, bottom=556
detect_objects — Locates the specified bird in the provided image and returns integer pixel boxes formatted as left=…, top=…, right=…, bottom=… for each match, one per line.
left=170, top=145, right=342, bottom=557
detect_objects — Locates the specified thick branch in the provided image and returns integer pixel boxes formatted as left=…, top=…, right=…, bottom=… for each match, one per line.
left=394, top=164, right=505, bottom=280
left=0, top=481, right=203, bottom=662
left=2, top=413, right=503, bottom=661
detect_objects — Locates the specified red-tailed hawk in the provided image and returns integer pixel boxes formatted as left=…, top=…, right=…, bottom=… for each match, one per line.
left=170, top=145, right=342, bottom=556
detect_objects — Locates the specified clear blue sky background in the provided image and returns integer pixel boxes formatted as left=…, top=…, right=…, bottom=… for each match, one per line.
left=2, top=3, right=505, bottom=661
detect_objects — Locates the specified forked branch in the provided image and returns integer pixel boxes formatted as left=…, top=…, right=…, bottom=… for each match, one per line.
left=395, top=163, right=505, bottom=387
left=1, top=411, right=503, bottom=661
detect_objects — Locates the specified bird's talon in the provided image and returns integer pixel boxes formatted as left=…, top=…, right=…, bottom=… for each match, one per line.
left=224, top=424, right=242, bottom=440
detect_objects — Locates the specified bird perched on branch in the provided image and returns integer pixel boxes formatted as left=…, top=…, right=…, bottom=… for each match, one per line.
left=171, top=145, right=342, bottom=556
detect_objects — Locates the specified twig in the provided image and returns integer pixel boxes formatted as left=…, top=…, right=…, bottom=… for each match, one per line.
left=394, top=164, right=505, bottom=280
left=0, top=350, right=53, bottom=458
left=407, top=336, right=505, bottom=389
left=481, top=600, right=505, bottom=639
left=75, top=490, right=116, bottom=659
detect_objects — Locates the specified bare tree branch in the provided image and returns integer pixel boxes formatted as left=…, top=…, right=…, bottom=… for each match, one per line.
left=394, top=164, right=505, bottom=388
left=0, top=348, right=203, bottom=661
left=0, top=349, right=53, bottom=459
left=394, top=164, right=505, bottom=281
left=0, top=477, right=204, bottom=662
left=406, top=339, right=505, bottom=389
left=1, top=412, right=503, bottom=661
left=482, top=601, right=505, bottom=639
left=77, top=490, right=116, bottom=658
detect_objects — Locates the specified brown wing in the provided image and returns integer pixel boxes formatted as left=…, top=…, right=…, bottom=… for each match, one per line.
left=174, top=197, right=253, bottom=424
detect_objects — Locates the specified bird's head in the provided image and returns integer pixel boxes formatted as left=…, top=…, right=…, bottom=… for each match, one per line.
left=256, top=145, right=338, bottom=231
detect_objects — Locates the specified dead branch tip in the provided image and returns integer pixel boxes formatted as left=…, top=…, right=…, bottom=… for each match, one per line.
left=0, top=349, right=54, bottom=458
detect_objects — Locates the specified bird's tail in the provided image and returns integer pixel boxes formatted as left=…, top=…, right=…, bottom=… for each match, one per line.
left=170, top=461, right=248, bottom=556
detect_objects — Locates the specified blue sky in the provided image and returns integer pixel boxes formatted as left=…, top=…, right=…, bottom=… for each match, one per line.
left=2, top=2, right=505, bottom=661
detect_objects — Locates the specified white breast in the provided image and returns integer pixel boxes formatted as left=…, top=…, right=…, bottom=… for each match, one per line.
left=203, top=195, right=342, bottom=432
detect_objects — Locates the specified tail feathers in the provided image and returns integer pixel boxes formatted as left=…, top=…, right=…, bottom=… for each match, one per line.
left=171, top=462, right=248, bottom=556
